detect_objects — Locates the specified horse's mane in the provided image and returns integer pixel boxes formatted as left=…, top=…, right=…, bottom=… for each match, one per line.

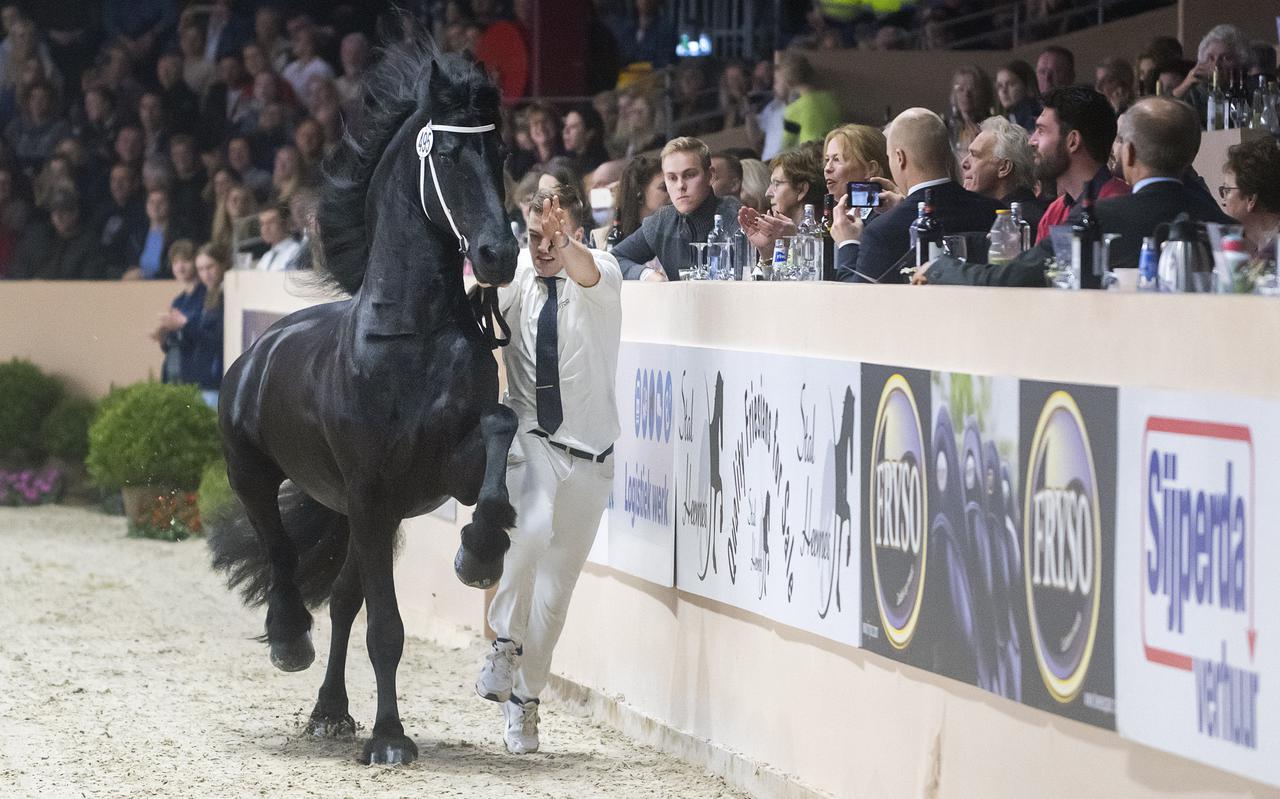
left=315, top=36, right=500, bottom=295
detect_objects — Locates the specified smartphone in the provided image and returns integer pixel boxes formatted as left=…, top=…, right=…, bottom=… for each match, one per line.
left=847, top=181, right=881, bottom=208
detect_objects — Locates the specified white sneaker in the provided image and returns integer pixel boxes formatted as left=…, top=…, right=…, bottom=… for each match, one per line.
left=502, top=697, right=540, bottom=754
left=475, top=639, right=519, bottom=703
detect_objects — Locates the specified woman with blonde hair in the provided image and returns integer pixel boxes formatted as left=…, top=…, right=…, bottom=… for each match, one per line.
left=207, top=167, right=243, bottom=251
left=223, top=184, right=259, bottom=259
left=822, top=123, right=889, bottom=206
left=738, top=158, right=770, bottom=212
left=947, top=65, right=994, bottom=159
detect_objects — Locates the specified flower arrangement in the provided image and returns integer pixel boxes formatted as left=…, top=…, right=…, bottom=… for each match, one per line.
left=127, top=489, right=202, bottom=541
left=0, top=466, right=64, bottom=506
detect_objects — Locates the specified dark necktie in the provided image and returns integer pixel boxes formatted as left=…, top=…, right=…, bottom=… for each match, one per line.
left=535, top=276, right=563, bottom=434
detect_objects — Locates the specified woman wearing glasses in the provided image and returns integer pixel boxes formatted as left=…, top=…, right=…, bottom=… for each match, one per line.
left=1219, top=136, right=1280, bottom=256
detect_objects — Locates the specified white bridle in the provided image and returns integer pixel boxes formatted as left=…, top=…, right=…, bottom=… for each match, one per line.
left=415, top=121, right=497, bottom=253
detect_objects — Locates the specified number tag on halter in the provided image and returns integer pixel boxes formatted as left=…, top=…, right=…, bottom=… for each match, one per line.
left=415, top=125, right=434, bottom=158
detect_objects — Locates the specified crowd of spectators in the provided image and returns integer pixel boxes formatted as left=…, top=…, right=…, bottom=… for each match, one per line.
left=0, top=0, right=1277, bottom=397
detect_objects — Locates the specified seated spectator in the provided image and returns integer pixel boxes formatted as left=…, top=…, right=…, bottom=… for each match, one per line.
left=1095, top=57, right=1136, bottom=115
left=5, top=81, right=69, bottom=174
left=471, top=0, right=529, bottom=104
left=93, top=162, right=147, bottom=276
left=113, top=123, right=144, bottom=173
left=831, top=107, right=1000, bottom=284
left=947, top=65, right=993, bottom=159
left=611, top=87, right=664, bottom=159
left=99, top=43, right=143, bottom=117
left=740, top=147, right=823, bottom=264
left=293, top=116, right=325, bottom=178
left=178, top=25, right=215, bottom=99
left=282, top=25, right=334, bottom=109
left=509, top=102, right=565, bottom=181
left=0, top=163, right=28, bottom=277
left=1174, top=25, right=1251, bottom=125
left=9, top=188, right=104, bottom=279
left=822, top=123, right=890, bottom=223
left=592, top=154, right=663, bottom=248
left=777, top=50, right=840, bottom=150
left=673, top=61, right=717, bottom=136
left=32, top=154, right=74, bottom=209
left=612, top=136, right=740, bottom=281
left=206, top=166, right=240, bottom=249
left=104, top=0, right=177, bottom=65
left=739, top=158, right=770, bottom=212
left=137, top=90, right=169, bottom=159
left=1, top=18, right=61, bottom=99
left=1157, top=59, right=1195, bottom=98
left=1029, top=86, right=1129, bottom=243
left=152, top=238, right=204, bottom=384
left=1136, top=36, right=1183, bottom=91
left=125, top=188, right=194, bottom=280
left=334, top=32, right=368, bottom=112
left=286, top=185, right=318, bottom=270
left=562, top=104, right=610, bottom=177
left=226, top=134, right=270, bottom=201
left=169, top=133, right=210, bottom=240
left=961, top=116, right=1046, bottom=233
left=1220, top=136, right=1280, bottom=256
left=73, top=86, right=121, bottom=165
left=710, top=151, right=743, bottom=199
left=255, top=205, right=301, bottom=271
left=201, top=54, right=252, bottom=147
left=718, top=59, right=751, bottom=130
left=253, top=7, right=290, bottom=73
left=611, top=0, right=677, bottom=69
left=222, top=184, right=258, bottom=257
left=155, top=51, right=201, bottom=137
left=1036, top=46, right=1075, bottom=95
left=269, top=144, right=305, bottom=207
left=996, top=61, right=1041, bottom=132
left=202, top=0, right=252, bottom=63
left=923, top=97, right=1234, bottom=287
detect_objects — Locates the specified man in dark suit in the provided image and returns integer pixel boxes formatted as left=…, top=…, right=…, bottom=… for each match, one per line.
left=833, top=108, right=1001, bottom=283
left=920, top=97, right=1236, bottom=287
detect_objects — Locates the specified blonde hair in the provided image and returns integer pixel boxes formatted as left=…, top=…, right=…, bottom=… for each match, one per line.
left=823, top=124, right=889, bottom=179
left=739, top=158, right=770, bottom=211
left=659, top=136, right=712, bottom=171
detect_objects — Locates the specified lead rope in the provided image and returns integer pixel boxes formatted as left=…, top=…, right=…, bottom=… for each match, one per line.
left=415, top=120, right=510, bottom=349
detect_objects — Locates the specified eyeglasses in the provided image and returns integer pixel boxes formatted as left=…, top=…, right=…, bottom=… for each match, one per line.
left=1218, top=185, right=1238, bottom=199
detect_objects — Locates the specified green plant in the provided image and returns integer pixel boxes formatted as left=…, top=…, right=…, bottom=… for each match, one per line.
left=86, top=382, right=221, bottom=490
left=128, top=489, right=202, bottom=541
left=0, top=359, right=64, bottom=460
left=197, top=458, right=236, bottom=519
left=41, top=395, right=97, bottom=463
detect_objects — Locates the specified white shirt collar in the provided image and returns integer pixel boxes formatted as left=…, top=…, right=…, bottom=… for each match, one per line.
left=907, top=177, right=952, bottom=197
left=1132, top=176, right=1180, bottom=193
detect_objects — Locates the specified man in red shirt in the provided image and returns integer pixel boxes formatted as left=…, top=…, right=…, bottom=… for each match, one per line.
left=1030, top=86, right=1129, bottom=242
left=472, top=0, right=529, bottom=104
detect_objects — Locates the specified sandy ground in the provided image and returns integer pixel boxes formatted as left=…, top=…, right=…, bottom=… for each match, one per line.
left=0, top=506, right=747, bottom=799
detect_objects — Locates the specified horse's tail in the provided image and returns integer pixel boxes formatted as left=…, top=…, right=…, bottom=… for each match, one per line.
left=207, top=482, right=350, bottom=609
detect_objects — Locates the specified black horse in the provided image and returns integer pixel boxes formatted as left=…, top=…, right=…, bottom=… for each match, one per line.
left=208, top=39, right=519, bottom=765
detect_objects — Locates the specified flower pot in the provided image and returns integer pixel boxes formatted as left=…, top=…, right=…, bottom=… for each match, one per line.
left=122, top=486, right=202, bottom=541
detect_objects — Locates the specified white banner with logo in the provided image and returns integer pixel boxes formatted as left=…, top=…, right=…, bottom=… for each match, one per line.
left=605, top=342, right=677, bottom=586
left=1115, top=388, right=1280, bottom=787
left=672, top=347, right=861, bottom=647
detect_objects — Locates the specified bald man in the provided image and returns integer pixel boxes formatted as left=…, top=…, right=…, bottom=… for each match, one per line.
left=920, top=97, right=1234, bottom=287
left=831, top=107, right=1001, bottom=283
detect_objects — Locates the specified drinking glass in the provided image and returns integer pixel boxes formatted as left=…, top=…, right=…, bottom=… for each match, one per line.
left=942, top=235, right=967, bottom=261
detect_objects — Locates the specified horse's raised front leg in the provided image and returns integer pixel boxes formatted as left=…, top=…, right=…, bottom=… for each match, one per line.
left=453, top=404, right=518, bottom=589
left=306, top=538, right=361, bottom=738
left=348, top=498, right=417, bottom=765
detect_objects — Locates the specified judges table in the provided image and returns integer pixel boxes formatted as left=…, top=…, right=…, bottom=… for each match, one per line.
left=225, top=270, right=1280, bottom=799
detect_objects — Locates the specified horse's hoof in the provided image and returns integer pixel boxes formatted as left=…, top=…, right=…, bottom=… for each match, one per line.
left=269, top=632, right=315, bottom=672
left=454, top=544, right=503, bottom=589
left=306, top=711, right=357, bottom=738
left=360, top=733, right=419, bottom=765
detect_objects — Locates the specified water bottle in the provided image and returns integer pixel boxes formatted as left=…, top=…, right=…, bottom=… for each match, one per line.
left=793, top=203, right=819, bottom=280
left=705, top=214, right=727, bottom=280
left=1010, top=201, right=1032, bottom=252
left=987, top=209, right=1021, bottom=265
left=770, top=238, right=788, bottom=280
left=1137, top=236, right=1159, bottom=291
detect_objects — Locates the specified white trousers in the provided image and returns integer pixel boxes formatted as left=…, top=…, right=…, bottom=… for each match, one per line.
left=487, top=431, right=612, bottom=701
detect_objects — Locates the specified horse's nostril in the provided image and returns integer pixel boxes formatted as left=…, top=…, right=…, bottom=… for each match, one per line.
left=479, top=244, right=497, bottom=263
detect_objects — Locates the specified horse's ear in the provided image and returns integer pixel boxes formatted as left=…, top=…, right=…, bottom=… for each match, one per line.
left=425, top=59, right=448, bottom=105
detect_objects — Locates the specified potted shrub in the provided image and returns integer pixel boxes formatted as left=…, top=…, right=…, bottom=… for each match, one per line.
left=86, top=382, right=221, bottom=540
left=0, top=358, right=64, bottom=465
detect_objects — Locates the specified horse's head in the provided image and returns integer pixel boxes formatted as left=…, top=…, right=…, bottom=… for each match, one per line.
left=410, top=59, right=518, bottom=286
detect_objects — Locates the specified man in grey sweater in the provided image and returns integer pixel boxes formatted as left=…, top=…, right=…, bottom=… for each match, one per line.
left=612, top=136, right=741, bottom=281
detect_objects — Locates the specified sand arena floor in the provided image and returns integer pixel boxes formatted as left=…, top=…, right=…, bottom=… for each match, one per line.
left=0, top=506, right=748, bottom=798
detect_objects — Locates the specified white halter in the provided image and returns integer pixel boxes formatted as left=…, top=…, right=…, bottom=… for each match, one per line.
left=415, top=121, right=497, bottom=253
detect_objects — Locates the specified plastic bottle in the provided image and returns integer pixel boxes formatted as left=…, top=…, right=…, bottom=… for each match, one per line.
left=1137, top=236, right=1159, bottom=291
left=793, top=203, right=820, bottom=280
left=987, top=209, right=1021, bottom=265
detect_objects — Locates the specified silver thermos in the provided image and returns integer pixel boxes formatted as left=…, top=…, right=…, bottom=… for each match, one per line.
left=1156, top=214, right=1215, bottom=292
